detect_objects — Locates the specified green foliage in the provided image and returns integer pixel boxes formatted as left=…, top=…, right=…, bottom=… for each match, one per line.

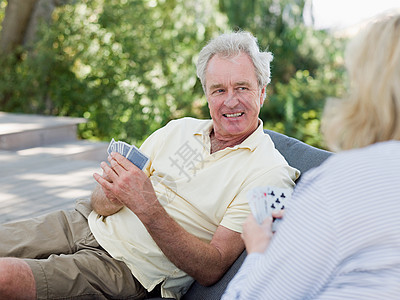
left=0, top=1, right=5, bottom=31
left=0, top=0, right=226, bottom=144
left=0, top=0, right=347, bottom=148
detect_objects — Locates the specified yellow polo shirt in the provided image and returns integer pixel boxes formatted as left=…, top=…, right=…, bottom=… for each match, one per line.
left=88, top=117, right=299, bottom=299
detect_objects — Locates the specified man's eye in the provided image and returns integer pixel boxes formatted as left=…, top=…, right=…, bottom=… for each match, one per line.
left=213, top=89, right=224, bottom=94
left=238, top=87, right=248, bottom=91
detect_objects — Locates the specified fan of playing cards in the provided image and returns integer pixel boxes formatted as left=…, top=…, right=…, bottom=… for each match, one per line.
left=107, top=138, right=149, bottom=170
left=247, top=186, right=292, bottom=231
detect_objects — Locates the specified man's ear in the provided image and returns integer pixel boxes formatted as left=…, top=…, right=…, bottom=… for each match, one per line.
left=260, top=85, right=267, bottom=107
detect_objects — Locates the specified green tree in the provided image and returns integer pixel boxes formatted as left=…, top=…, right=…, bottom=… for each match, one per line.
left=0, top=0, right=226, bottom=144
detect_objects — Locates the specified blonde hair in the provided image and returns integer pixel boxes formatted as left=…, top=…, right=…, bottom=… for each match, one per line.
left=321, top=14, right=400, bottom=151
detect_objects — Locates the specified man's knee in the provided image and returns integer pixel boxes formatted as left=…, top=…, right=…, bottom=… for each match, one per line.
left=0, top=258, right=36, bottom=299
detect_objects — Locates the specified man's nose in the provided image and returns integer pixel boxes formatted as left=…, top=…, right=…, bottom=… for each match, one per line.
left=224, top=90, right=240, bottom=107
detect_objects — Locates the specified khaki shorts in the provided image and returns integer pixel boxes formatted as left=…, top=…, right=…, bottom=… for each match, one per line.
left=0, top=199, right=152, bottom=299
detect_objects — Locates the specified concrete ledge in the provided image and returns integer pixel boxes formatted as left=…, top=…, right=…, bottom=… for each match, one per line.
left=0, top=112, right=87, bottom=150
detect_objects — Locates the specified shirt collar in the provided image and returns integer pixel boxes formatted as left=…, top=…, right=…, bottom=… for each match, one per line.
left=194, top=119, right=264, bottom=152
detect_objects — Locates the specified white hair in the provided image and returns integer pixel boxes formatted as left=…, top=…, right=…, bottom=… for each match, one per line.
left=196, top=31, right=273, bottom=95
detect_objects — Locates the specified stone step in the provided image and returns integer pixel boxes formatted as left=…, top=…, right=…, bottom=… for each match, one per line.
left=0, top=112, right=87, bottom=150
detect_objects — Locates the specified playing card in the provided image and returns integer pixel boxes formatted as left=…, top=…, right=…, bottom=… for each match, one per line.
left=107, top=138, right=116, bottom=155
left=119, top=141, right=131, bottom=157
left=117, top=141, right=123, bottom=154
left=247, top=186, right=292, bottom=231
left=247, top=187, right=269, bottom=224
left=107, top=139, right=149, bottom=170
left=126, top=145, right=149, bottom=170
left=261, top=186, right=291, bottom=211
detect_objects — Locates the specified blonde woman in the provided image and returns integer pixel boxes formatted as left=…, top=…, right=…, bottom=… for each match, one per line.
left=223, top=14, right=400, bottom=299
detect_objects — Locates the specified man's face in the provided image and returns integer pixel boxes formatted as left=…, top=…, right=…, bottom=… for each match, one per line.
left=205, top=52, right=265, bottom=141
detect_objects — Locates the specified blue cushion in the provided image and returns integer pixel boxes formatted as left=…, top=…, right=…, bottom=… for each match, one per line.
left=264, top=129, right=332, bottom=177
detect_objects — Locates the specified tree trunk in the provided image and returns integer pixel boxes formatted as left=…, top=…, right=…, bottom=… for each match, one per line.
left=24, top=0, right=70, bottom=47
left=0, top=0, right=39, bottom=54
left=0, top=0, right=70, bottom=54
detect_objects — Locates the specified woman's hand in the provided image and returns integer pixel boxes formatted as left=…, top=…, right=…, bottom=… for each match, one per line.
left=241, top=214, right=273, bottom=254
left=242, top=210, right=285, bottom=254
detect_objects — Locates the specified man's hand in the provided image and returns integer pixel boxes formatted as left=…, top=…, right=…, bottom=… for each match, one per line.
left=93, top=152, right=160, bottom=220
left=99, top=171, right=121, bottom=204
left=91, top=169, right=124, bottom=216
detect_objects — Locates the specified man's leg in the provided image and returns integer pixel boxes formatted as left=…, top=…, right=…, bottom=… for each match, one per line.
left=0, top=199, right=93, bottom=299
left=0, top=199, right=148, bottom=299
left=0, top=199, right=93, bottom=259
left=0, top=258, right=36, bottom=299
left=0, top=249, right=149, bottom=300
left=23, top=248, right=147, bottom=299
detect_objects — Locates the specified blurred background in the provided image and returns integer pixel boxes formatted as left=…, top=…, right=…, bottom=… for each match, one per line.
left=1, top=0, right=399, bottom=149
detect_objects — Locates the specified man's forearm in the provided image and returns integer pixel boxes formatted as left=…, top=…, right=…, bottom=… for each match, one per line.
left=138, top=204, right=244, bottom=286
left=90, top=184, right=124, bottom=216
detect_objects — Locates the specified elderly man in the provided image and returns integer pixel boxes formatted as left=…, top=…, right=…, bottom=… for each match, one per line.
left=0, top=31, right=299, bottom=299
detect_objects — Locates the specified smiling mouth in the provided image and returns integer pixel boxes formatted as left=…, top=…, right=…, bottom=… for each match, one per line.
left=223, top=112, right=244, bottom=118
